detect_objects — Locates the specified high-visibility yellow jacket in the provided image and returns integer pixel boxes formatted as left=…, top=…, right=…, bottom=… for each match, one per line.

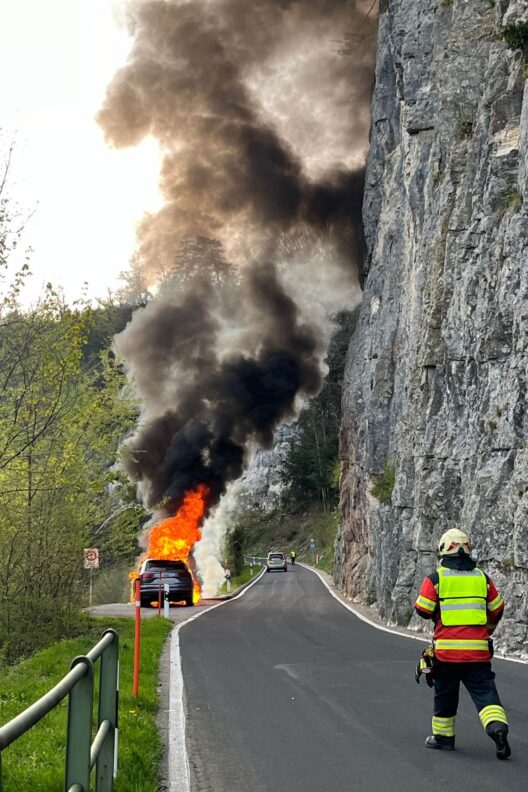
left=415, top=556, right=504, bottom=662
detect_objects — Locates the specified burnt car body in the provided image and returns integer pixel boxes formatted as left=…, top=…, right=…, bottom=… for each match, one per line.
left=139, top=558, right=194, bottom=607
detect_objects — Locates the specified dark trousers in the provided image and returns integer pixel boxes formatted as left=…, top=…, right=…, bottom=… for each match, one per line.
left=433, top=660, right=508, bottom=737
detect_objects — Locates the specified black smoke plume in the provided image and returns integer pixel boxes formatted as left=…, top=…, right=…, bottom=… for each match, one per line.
left=104, top=0, right=377, bottom=514
left=117, top=262, right=323, bottom=512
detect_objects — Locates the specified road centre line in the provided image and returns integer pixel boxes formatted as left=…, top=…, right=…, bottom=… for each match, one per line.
left=168, top=567, right=267, bottom=792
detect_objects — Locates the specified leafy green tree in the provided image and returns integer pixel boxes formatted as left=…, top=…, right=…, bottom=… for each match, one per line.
left=225, top=525, right=245, bottom=578
left=0, top=295, right=142, bottom=663
left=281, top=310, right=358, bottom=511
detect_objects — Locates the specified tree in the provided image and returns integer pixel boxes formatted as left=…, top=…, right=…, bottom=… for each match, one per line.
left=280, top=310, right=358, bottom=511
left=158, top=235, right=236, bottom=295
left=116, top=254, right=152, bottom=306
left=0, top=296, right=141, bottom=663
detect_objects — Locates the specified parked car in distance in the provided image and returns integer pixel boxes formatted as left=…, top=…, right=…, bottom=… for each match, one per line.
left=266, top=552, right=287, bottom=572
left=139, top=558, right=194, bottom=607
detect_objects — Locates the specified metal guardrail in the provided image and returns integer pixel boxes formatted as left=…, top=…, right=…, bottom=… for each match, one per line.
left=0, top=628, right=119, bottom=792
left=244, top=556, right=266, bottom=565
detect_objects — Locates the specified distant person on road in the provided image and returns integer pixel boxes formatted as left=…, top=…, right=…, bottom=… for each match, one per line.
left=415, top=528, right=510, bottom=759
left=290, top=550, right=296, bottom=566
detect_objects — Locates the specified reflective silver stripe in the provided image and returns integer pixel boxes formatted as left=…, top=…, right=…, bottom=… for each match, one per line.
left=440, top=602, right=486, bottom=611
left=417, top=595, right=436, bottom=611
left=435, top=639, right=489, bottom=649
left=479, top=705, right=508, bottom=727
left=488, top=595, right=504, bottom=611
left=439, top=569, right=485, bottom=577
left=432, top=716, right=455, bottom=736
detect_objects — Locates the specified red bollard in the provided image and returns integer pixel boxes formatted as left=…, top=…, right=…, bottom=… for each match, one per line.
left=133, top=578, right=141, bottom=698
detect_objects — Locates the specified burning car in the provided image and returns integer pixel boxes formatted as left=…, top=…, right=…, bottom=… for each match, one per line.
left=139, top=558, right=194, bottom=607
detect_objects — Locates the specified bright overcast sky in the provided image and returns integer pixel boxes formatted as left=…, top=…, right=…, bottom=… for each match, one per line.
left=0, top=0, right=162, bottom=306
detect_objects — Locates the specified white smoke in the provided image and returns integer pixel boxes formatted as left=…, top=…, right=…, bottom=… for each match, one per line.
left=194, top=478, right=249, bottom=596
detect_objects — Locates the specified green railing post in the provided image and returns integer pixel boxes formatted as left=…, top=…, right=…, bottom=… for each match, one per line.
left=96, top=630, right=119, bottom=792
left=65, top=656, right=94, bottom=792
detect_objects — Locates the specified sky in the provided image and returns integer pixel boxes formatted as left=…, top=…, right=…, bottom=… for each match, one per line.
left=0, top=0, right=162, bottom=306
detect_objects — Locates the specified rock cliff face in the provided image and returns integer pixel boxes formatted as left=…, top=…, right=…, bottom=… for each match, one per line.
left=335, top=0, right=528, bottom=655
left=236, top=425, right=295, bottom=511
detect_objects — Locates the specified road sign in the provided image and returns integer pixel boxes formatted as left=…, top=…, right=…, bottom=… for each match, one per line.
left=309, top=541, right=316, bottom=551
left=83, top=548, right=100, bottom=569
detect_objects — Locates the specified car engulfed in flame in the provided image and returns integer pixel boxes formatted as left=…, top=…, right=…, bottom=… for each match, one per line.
left=132, top=484, right=210, bottom=607
left=138, top=558, right=194, bottom=607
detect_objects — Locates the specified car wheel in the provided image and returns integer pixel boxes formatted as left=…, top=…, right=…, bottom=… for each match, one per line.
left=140, top=597, right=149, bottom=608
left=185, top=596, right=194, bottom=607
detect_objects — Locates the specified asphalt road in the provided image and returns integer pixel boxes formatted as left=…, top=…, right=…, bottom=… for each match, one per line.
left=180, top=565, right=528, bottom=792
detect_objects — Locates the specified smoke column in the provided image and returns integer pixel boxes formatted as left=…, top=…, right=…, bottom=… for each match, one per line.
left=101, top=0, right=377, bottom=586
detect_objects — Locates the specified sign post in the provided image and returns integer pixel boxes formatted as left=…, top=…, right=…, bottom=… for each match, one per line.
left=163, top=583, right=170, bottom=619
left=83, top=548, right=100, bottom=607
left=225, top=568, right=231, bottom=593
left=309, top=539, right=317, bottom=565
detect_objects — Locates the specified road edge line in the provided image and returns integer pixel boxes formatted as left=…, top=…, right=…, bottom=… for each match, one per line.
left=299, top=563, right=528, bottom=665
left=168, top=567, right=266, bottom=792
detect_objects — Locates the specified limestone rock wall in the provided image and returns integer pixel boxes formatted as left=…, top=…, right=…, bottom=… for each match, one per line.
left=236, top=425, right=295, bottom=512
left=335, top=0, right=528, bottom=655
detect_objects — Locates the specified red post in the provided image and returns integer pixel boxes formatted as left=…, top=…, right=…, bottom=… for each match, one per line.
left=133, top=578, right=141, bottom=698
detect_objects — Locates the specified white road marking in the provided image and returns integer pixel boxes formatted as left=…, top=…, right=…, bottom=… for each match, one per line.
left=299, top=563, right=528, bottom=665
left=168, top=567, right=267, bottom=792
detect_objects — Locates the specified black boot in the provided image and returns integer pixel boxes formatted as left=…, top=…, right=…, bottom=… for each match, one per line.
left=489, top=726, right=511, bottom=760
left=425, top=735, right=455, bottom=751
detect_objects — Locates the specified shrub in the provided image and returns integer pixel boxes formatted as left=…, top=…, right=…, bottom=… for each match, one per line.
left=458, top=119, right=474, bottom=138
left=371, top=460, right=396, bottom=504
left=502, top=23, right=528, bottom=55
left=499, top=190, right=523, bottom=214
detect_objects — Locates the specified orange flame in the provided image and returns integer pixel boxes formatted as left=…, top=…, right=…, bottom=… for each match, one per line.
left=137, top=484, right=209, bottom=604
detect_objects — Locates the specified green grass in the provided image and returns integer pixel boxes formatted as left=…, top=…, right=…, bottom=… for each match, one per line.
left=218, top=563, right=262, bottom=594
left=0, top=616, right=172, bottom=792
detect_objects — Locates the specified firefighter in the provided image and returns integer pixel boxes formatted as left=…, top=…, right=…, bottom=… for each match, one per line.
left=415, top=528, right=510, bottom=759
left=290, top=549, right=296, bottom=566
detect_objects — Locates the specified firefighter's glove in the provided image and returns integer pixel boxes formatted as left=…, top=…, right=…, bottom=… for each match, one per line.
left=415, top=646, right=435, bottom=688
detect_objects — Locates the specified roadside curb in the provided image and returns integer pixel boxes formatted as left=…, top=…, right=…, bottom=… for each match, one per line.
left=207, top=567, right=266, bottom=601
left=299, top=563, right=528, bottom=665
left=166, top=566, right=266, bottom=792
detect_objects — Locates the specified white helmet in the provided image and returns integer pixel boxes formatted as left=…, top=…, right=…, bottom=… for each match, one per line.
left=437, top=528, right=472, bottom=557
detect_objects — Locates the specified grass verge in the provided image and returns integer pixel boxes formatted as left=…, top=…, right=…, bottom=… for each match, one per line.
left=218, top=562, right=262, bottom=594
left=0, top=615, right=172, bottom=792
